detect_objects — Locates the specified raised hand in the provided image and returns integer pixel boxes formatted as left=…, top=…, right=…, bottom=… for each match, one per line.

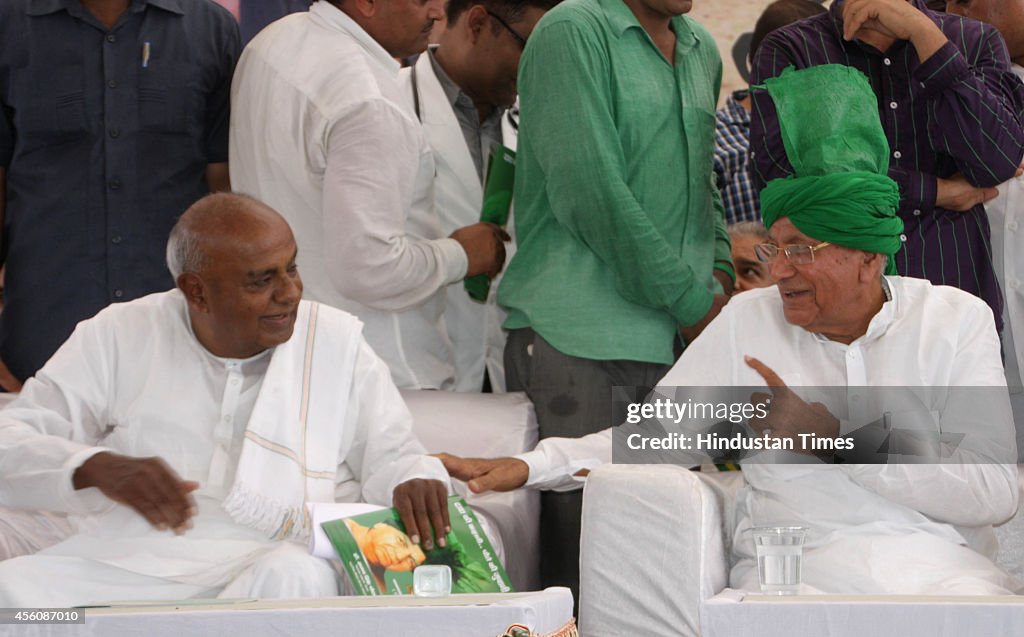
left=745, top=356, right=839, bottom=455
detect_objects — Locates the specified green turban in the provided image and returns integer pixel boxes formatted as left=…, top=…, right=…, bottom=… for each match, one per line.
left=757, top=65, right=904, bottom=275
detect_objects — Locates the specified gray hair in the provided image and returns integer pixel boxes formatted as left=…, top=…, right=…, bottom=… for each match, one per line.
left=166, top=220, right=207, bottom=279
left=727, top=221, right=769, bottom=241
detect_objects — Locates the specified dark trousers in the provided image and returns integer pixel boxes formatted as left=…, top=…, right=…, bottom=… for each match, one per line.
left=504, top=327, right=674, bottom=607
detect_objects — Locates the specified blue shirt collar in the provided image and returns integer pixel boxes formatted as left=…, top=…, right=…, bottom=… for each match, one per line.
left=723, top=90, right=750, bottom=125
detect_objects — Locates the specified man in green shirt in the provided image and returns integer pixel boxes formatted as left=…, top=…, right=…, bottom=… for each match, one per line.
left=497, top=0, right=732, bottom=598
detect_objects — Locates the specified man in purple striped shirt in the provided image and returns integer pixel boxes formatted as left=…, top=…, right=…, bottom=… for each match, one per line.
left=749, top=0, right=1024, bottom=329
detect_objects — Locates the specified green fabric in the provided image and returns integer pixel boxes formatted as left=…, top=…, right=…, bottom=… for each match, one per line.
left=758, top=65, right=904, bottom=274
left=498, top=0, right=727, bottom=365
left=762, top=65, right=891, bottom=177
left=761, top=173, right=903, bottom=274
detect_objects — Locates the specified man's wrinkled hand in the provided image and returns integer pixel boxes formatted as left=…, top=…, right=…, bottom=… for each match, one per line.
left=72, top=452, right=199, bottom=534
left=451, top=222, right=511, bottom=279
left=436, top=452, right=529, bottom=493
left=937, top=173, right=999, bottom=212
left=393, top=478, right=450, bottom=551
left=745, top=356, right=840, bottom=456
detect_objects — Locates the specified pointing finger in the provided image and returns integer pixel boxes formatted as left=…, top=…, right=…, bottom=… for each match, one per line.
left=744, top=356, right=787, bottom=389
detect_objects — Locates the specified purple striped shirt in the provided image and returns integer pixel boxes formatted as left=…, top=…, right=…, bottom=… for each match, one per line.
left=749, top=0, right=1024, bottom=330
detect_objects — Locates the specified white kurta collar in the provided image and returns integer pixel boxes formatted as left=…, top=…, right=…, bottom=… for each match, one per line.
left=175, top=290, right=275, bottom=369
left=809, top=276, right=897, bottom=347
left=309, top=1, right=400, bottom=76
left=855, top=276, right=898, bottom=345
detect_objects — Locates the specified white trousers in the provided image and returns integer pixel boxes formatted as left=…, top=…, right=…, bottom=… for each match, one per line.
left=0, top=540, right=339, bottom=607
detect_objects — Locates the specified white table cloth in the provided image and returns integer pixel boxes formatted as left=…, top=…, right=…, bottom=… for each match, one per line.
left=3, top=588, right=574, bottom=637
left=701, top=588, right=1024, bottom=637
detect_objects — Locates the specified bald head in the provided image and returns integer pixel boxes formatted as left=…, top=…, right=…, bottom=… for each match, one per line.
left=169, top=193, right=303, bottom=359
left=167, top=193, right=289, bottom=280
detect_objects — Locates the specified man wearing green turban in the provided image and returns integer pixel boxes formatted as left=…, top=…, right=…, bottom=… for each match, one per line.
left=756, top=64, right=903, bottom=275
left=439, top=64, right=1019, bottom=598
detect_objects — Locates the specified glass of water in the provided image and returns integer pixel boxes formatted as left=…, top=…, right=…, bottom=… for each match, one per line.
left=750, top=526, right=807, bottom=595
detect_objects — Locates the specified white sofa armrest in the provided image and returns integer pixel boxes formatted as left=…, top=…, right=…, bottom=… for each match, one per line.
left=579, top=465, right=741, bottom=637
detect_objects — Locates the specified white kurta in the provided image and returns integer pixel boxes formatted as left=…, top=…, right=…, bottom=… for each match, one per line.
left=0, top=291, right=449, bottom=606
left=229, top=2, right=466, bottom=390
left=517, top=277, right=1020, bottom=593
left=397, top=54, right=517, bottom=392
left=986, top=62, right=1024, bottom=460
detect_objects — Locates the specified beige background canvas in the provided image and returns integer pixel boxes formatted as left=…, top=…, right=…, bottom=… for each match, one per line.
left=689, top=0, right=825, bottom=106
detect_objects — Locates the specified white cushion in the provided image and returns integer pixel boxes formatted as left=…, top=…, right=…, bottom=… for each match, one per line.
left=578, top=465, right=732, bottom=637
left=402, top=390, right=540, bottom=591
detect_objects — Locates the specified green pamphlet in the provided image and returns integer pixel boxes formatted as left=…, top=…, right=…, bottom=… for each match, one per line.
left=321, top=495, right=512, bottom=596
left=465, top=144, right=516, bottom=302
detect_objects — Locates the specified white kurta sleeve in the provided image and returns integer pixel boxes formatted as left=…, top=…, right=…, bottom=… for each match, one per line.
left=0, top=318, right=116, bottom=515
left=322, top=99, right=468, bottom=312
left=512, top=306, right=745, bottom=493
left=517, top=428, right=613, bottom=493
left=841, top=299, right=1020, bottom=527
left=341, top=339, right=451, bottom=506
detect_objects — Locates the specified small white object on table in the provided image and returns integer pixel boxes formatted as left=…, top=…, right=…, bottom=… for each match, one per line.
left=701, top=588, right=1024, bottom=637
left=3, top=588, right=574, bottom=637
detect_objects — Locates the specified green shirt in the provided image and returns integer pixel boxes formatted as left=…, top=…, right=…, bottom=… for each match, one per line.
left=498, top=0, right=730, bottom=365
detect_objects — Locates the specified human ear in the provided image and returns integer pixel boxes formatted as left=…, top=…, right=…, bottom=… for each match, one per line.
left=859, top=251, right=885, bottom=282
left=467, top=5, right=489, bottom=42
left=178, top=273, right=210, bottom=313
left=351, top=0, right=378, bottom=19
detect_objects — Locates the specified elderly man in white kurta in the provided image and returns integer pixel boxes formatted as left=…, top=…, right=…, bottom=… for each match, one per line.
left=443, top=224, right=1022, bottom=595
left=440, top=66, right=1020, bottom=594
left=230, top=0, right=508, bottom=390
left=0, top=194, right=452, bottom=606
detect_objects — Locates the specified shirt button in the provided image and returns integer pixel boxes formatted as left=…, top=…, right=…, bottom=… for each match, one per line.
left=893, top=150, right=902, bottom=159
left=106, top=34, right=116, bottom=43
left=113, top=289, right=124, bottom=299
left=224, top=414, right=233, bottom=423
left=108, top=178, right=121, bottom=190
left=883, top=58, right=892, bottom=66
left=109, top=127, right=120, bottom=139
left=111, top=235, right=122, bottom=245
left=107, top=79, right=117, bottom=89
left=913, top=209, right=922, bottom=216
left=1012, top=280, right=1021, bottom=290
left=889, top=101, right=898, bottom=110
left=900, top=233, right=907, bottom=242
left=1009, top=221, right=1019, bottom=232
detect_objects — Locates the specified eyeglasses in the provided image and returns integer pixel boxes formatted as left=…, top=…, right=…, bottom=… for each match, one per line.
left=485, top=9, right=527, bottom=49
left=754, top=241, right=833, bottom=265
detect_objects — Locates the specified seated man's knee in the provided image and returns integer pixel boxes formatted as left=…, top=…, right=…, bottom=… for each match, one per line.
left=225, top=542, right=339, bottom=598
